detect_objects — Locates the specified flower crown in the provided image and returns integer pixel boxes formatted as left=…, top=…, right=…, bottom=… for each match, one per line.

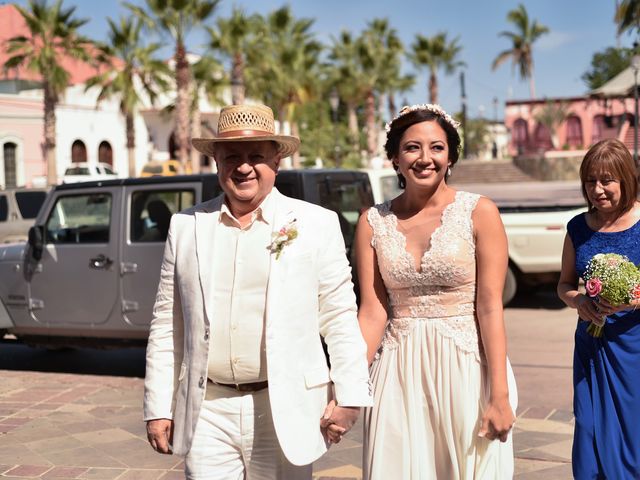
left=385, top=103, right=461, bottom=133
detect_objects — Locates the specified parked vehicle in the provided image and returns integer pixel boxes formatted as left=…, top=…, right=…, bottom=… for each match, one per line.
left=362, top=174, right=586, bottom=305
left=361, top=168, right=401, bottom=204
left=140, top=159, right=184, bottom=177
left=0, top=187, right=49, bottom=244
left=0, top=170, right=373, bottom=347
left=462, top=181, right=587, bottom=305
left=61, top=162, right=118, bottom=184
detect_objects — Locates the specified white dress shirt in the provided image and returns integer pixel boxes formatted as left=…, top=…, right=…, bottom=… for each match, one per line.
left=207, top=192, right=275, bottom=384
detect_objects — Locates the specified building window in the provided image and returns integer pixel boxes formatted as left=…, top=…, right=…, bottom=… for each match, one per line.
left=71, top=140, right=87, bottom=163
left=3, top=142, right=17, bottom=188
left=532, top=123, right=553, bottom=151
left=512, top=118, right=528, bottom=154
left=566, top=115, right=583, bottom=148
left=98, top=141, right=113, bottom=165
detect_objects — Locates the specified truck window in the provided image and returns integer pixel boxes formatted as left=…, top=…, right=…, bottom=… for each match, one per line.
left=317, top=180, right=364, bottom=249
left=380, top=175, right=402, bottom=202
left=0, top=195, right=7, bottom=222
left=65, top=167, right=90, bottom=176
left=130, top=189, right=195, bottom=243
left=15, top=191, right=47, bottom=219
left=45, top=194, right=112, bottom=244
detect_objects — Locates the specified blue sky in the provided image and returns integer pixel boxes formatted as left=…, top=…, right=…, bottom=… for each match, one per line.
left=13, top=0, right=629, bottom=120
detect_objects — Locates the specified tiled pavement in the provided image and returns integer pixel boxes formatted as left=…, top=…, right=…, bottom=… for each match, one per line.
left=0, top=291, right=576, bottom=479
left=0, top=367, right=574, bottom=479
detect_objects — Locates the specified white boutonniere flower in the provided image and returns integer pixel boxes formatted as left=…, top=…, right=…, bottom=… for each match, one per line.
left=268, top=218, right=298, bottom=259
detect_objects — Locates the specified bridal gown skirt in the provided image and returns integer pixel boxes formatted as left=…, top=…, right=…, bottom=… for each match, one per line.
left=363, top=317, right=518, bottom=480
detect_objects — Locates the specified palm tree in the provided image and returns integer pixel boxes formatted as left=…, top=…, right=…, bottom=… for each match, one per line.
left=327, top=31, right=368, bottom=148
left=386, top=74, right=415, bottom=121
left=245, top=7, right=322, bottom=167
left=188, top=55, right=227, bottom=173
left=409, top=32, right=464, bottom=104
left=492, top=4, right=549, bottom=99
left=616, top=0, right=640, bottom=34
left=534, top=100, right=569, bottom=149
left=126, top=0, right=219, bottom=170
left=85, top=17, right=171, bottom=177
left=206, top=7, right=259, bottom=104
left=3, top=0, right=92, bottom=185
left=359, top=19, right=406, bottom=159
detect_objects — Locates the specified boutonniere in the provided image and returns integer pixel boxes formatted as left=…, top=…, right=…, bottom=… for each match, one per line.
left=268, top=218, right=298, bottom=259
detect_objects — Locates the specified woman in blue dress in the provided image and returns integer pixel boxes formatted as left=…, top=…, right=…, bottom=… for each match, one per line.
left=558, top=138, right=640, bottom=479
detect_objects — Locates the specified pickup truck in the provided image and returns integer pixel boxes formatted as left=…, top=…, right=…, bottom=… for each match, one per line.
left=461, top=181, right=586, bottom=305
left=362, top=171, right=586, bottom=305
left=0, top=170, right=373, bottom=348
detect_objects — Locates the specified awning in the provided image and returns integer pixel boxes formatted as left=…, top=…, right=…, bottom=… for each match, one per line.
left=591, top=66, right=636, bottom=98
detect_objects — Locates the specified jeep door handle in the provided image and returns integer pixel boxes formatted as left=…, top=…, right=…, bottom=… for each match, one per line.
left=89, top=254, right=113, bottom=270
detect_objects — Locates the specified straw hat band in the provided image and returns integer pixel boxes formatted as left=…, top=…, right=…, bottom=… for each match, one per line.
left=218, top=129, right=274, bottom=138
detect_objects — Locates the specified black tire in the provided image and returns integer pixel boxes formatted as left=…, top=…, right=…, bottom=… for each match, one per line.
left=502, top=264, right=518, bottom=306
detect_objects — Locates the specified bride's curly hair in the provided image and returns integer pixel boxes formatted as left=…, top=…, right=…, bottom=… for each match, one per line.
left=384, top=109, right=461, bottom=189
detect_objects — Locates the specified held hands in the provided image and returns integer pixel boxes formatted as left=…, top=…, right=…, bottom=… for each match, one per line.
left=320, top=400, right=360, bottom=445
left=146, top=418, right=174, bottom=454
left=478, top=396, right=515, bottom=443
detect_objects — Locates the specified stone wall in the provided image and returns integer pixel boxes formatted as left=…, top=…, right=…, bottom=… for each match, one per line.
left=513, top=150, right=586, bottom=181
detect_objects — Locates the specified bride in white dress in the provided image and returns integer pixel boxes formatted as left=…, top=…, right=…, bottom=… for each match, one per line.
left=355, top=104, right=517, bottom=479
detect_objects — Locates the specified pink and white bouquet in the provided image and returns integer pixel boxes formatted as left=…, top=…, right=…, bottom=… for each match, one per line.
left=583, top=253, right=640, bottom=337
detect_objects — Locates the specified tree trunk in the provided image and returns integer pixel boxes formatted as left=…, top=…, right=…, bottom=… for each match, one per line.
left=429, top=70, right=438, bottom=104
left=365, top=89, right=378, bottom=163
left=175, top=41, right=191, bottom=170
left=231, top=53, right=245, bottom=105
left=190, top=106, right=202, bottom=174
left=126, top=112, right=136, bottom=177
left=388, top=92, right=397, bottom=120
left=290, top=121, right=300, bottom=168
left=43, top=81, right=57, bottom=186
left=529, top=74, right=536, bottom=100
left=346, top=102, right=359, bottom=154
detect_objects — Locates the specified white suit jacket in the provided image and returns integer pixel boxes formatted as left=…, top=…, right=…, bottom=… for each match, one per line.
left=143, top=189, right=373, bottom=465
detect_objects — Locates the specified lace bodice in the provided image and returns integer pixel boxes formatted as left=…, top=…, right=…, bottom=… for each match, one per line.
left=368, top=190, right=482, bottom=357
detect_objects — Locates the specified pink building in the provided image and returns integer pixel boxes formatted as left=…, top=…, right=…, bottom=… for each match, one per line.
left=505, top=95, right=637, bottom=158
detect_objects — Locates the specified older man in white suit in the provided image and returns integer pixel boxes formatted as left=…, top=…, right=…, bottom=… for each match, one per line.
left=143, top=103, right=373, bottom=479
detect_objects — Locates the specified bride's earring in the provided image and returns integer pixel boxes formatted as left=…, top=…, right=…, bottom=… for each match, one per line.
left=447, top=166, right=452, bottom=177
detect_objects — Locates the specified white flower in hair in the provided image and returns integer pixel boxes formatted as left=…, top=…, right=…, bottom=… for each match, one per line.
left=385, top=103, right=461, bottom=132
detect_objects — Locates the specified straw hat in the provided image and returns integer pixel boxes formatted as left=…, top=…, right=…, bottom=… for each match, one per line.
left=192, top=104, right=300, bottom=158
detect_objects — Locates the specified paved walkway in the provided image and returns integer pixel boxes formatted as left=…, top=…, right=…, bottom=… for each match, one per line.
left=0, top=289, right=576, bottom=479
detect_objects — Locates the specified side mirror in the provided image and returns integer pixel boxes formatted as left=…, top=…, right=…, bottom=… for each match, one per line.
left=28, top=225, right=44, bottom=261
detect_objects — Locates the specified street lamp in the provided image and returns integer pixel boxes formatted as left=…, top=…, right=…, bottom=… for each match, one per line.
left=632, top=42, right=640, bottom=167
left=328, top=88, right=341, bottom=167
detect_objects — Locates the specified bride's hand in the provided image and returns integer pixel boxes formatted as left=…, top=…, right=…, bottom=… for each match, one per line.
left=478, top=396, right=515, bottom=442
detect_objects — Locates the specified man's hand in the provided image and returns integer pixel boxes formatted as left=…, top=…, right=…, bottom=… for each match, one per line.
left=320, top=400, right=360, bottom=444
left=146, top=418, right=174, bottom=454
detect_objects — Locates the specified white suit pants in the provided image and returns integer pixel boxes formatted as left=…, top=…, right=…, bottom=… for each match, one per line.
left=185, top=382, right=312, bottom=480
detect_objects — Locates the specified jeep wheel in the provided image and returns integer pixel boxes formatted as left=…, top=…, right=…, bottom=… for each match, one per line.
left=502, top=265, right=517, bottom=306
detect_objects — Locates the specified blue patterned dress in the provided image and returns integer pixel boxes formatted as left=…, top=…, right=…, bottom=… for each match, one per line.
left=568, top=213, right=640, bottom=479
